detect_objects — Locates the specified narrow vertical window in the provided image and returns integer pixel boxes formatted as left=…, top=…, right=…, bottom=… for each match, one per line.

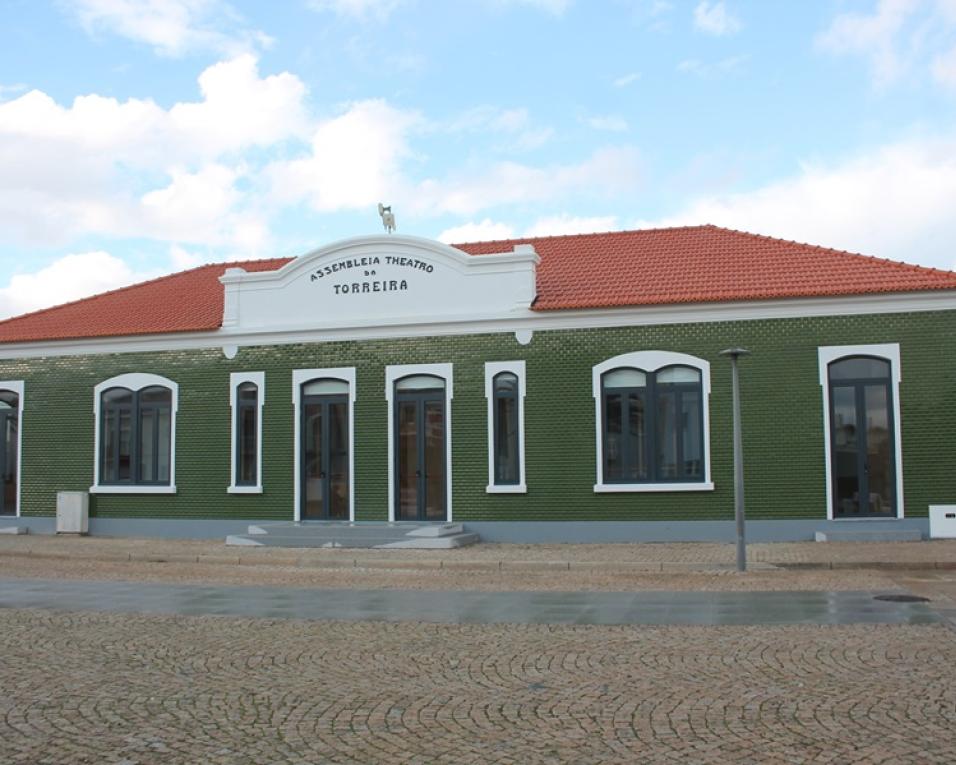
left=0, top=382, right=23, bottom=517
left=485, top=361, right=527, bottom=493
left=236, top=382, right=258, bottom=486
left=228, top=371, right=265, bottom=493
left=493, top=372, right=520, bottom=485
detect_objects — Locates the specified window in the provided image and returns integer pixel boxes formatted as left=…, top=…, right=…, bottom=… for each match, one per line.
left=228, top=372, right=265, bottom=493
left=818, top=344, right=903, bottom=520
left=593, top=351, right=713, bottom=492
left=0, top=380, right=23, bottom=517
left=292, top=368, right=355, bottom=521
left=93, top=373, right=178, bottom=493
left=385, top=363, right=453, bottom=522
left=485, top=361, right=526, bottom=493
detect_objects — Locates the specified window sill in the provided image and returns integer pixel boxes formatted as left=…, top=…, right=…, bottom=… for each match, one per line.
left=594, top=482, right=714, bottom=493
left=227, top=485, right=263, bottom=494
left=90, top=485, right=177, bottom=495
left=486, top=483, right=527, bottom=494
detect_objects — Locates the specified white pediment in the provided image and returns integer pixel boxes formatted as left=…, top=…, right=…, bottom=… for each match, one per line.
left=219, top=235, right=539, bottom=332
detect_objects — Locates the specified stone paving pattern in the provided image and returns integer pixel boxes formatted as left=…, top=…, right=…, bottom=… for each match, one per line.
left=1, top=609, right=954, bottom=764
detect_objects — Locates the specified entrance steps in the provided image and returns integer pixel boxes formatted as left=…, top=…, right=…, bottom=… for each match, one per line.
left=226, top=521, right=479, bottom=550
left=815, top=529, right=922, bottom=542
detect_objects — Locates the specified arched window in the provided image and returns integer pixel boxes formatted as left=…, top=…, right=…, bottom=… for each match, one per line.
left=0, top=382, right=23, bottom=517
left=593, top=351, right=712, bottom=492
left=228, top=372, right=265, bottom=493
left=493, top=372, right=520, bottom=485
left=93, top=373, right=178, bottom=493
left=100, top=384, right=172, bottom=486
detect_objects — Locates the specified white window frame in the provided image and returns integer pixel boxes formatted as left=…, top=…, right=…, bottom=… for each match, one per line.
left=292, top=367, right=356, bottom=522
left=228, top=371, right=265, bottom=494
left=385, top=363, right=453, bottom=521
left=818, top=343, right=904, bottom=521
left=91, top=372, right=178, bottom=494
left=485, top=361, right=526, bottom=493
left=593, top=350, right=714, bottom=493
left=0, top=380, right=24, bottom=517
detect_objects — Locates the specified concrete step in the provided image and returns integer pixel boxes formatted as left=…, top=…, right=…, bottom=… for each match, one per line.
left=226, top=521, right=480, bottom=550
left=815, top=529, right=923, bottom=542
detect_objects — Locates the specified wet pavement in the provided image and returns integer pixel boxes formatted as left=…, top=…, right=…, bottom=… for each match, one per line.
left=0, top=576, right=941, bottom=626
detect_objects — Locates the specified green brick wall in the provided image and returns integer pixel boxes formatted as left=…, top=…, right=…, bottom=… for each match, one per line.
left=3, top=308, right=955, bottom=523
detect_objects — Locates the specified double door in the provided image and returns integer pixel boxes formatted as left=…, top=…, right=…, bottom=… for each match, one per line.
left=301, top=392, right=349, bottom=520
left=395, top=389, right=446, bottom=521
left=830, top=371, right=895, bottom=517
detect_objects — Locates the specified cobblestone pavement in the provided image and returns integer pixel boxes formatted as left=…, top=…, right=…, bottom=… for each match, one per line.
left=3, top=534, right=956, bottom=569
left=1, top=609, right=954, bottom=764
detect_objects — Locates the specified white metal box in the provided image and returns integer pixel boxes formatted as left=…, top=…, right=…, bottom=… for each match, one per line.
left=56, top=491, right=89, bottom=534
left=929, top=505, right=956, bottom=539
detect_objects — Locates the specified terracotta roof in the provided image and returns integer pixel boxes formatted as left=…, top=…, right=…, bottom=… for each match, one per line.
left=1, top=225, right=955, bottom=343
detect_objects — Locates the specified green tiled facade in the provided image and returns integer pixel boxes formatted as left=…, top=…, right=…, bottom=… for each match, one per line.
left=3, top=308, right=955, bottom=524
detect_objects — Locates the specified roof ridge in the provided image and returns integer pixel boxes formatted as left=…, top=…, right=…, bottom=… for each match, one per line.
left=711, top=224, right=956, bottom=277
left=0, top=257, right=286, bottom=330
left=451, top=224, right=713, bottom=249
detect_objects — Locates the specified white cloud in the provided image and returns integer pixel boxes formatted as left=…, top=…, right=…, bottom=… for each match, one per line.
left=267, top=99, right=421, bottom=212
left=584, top=114, right=629, bottom=132
left=441, top=105, right=553, bottom=150
left=495, top=0, right=572, bottom=15
left=307, top=0, right=404, bottom=21
left=66, top=0, right=271, bottom=57
left=634, top=135, right=956, bottom=270
left=414, top=146, right=642, bottom=216
left=816, top=0, right=915, bottom=86
left=169, top=244, right=205, bottom=270
left=693, top=1, right=741, bottom=36
left=932, top=44, right=956, bottom=87
left=437, top=219, right=516, bottom=243
left=523, top=214, right=618, bottom=237
left=0, top=251, right=163, bottom=319
left=0, top=56, right=305, bottom=251
left=613, top=72, right=641, bottom=87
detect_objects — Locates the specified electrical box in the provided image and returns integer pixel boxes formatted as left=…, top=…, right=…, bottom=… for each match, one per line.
left=929, top=505, right=956, bottom=539
left=56, top=491, right=89, bottom=534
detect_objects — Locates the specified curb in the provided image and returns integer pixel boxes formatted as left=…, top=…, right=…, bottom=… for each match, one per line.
left=3, top=547, right=956, bottom=573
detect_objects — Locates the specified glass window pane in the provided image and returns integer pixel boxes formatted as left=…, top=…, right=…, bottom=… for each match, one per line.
left=157, top=408, right=171, bottom=483
left=303, top=379, right=349, bottom=395
left=625, top=391, right=647, bottom=480
left=424, top=400, right=445, bottom=520
left=0, top=391, right=18, bottom=409
left=680, top=390, right=702, bottom=478
left=657, top=366, right=700, bottom=384
left=139, top=408, right=156, bottom=481
left=494, top=372, right=518, bottom=394
left=118, top=409, right=132, bottom=481
left=603, top=368, right=647, bottom=388
left=396, top=375, right=445, bottom=391
left=494, top=394, right=519, bottom=484
left=237, top=405, right=257, bottom=485
left=238, top=382, right=258, bottom=403
left=397, top=401, right=419, bottom=518
left=864, top=384, right=893, bottom=515
left=103, top=387, right=133, bottom=406
left=604, top=393, right=624, bottom=481
left=656, top=390, right=679, bottom=479
left=140, top=386, right=171, bottom=405
left=829, top=357, right=890, bottom=380
left=103, top=408, right=118, bottom=482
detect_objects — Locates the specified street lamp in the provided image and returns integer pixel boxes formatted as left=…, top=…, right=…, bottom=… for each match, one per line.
left=719, top=347, right=751, bottom=573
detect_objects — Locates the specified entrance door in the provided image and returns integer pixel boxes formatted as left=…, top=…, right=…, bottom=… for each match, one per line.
left=0, top=390, right=18, bottom=517
left=395, top=376, right=446, bottom=521
left=828, top=357, right=895, bottom=518
left=301, top=380, right=349, bottom=520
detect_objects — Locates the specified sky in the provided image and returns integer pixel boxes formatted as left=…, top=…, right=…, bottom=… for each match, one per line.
left=1, top=0, right=956, bottom=319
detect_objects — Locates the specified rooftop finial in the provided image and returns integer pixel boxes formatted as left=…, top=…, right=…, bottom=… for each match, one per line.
left=378, top=203, right=396, bottom=234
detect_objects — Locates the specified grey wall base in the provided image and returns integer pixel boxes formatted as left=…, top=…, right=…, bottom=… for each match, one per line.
left=2, top=516, right=932, bottom=543
left=462, top=519, right=931, bottom=544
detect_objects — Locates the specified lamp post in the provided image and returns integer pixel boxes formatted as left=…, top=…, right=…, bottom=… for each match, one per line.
left=719, top=347, right=751, bottom=573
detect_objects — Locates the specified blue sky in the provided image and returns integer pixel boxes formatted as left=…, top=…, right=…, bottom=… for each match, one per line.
left=1, top=0, right=955, bottom=317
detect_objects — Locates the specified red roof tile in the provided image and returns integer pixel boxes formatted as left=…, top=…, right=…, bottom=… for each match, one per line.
left=1, top=225, right=955, bottom=343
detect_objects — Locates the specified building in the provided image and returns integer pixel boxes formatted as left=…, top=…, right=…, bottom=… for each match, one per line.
left=1, top=225, right=954, bottom=542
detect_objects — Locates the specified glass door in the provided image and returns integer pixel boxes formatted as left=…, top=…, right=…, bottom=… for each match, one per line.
left=301, top=380, right=349, bottom=520
left=829, top=357, right=895, bottom=518
left=0, top=390, right=18, bottom=517
left=395, top=376, right=446, bottom=521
